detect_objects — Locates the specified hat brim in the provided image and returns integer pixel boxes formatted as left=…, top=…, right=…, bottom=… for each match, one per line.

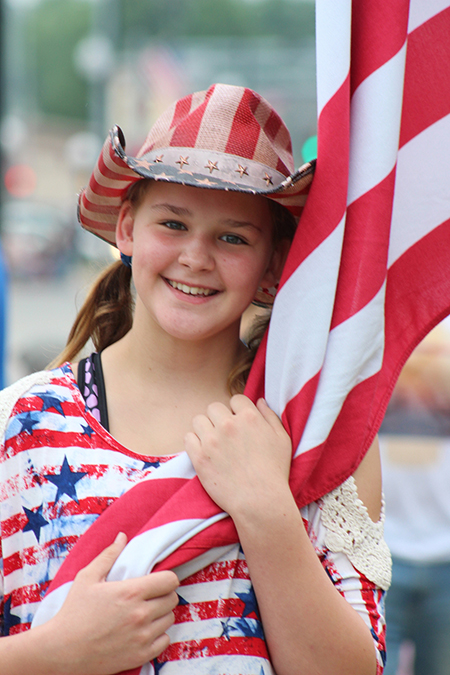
left=78, top=126, right=316, bottom=246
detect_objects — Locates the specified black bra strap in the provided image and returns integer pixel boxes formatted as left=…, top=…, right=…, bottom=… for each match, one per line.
left=77, top=353, right=110, bottom=432
left=93, top=352, right=110, bottom=432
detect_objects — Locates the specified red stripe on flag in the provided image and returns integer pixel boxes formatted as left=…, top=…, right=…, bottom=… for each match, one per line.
left=280, top=76, right=350, bottom=283
left=351, top=0, right=410, bottom=93
left=378, top=217, right=450, bottom=417
left=281, top=373, right=321, bottom=453
left=331, top=169, right=396, bottom=329
left=289, top=371, right=380, bottom=507
left=400, top=8, right=450, bottom=147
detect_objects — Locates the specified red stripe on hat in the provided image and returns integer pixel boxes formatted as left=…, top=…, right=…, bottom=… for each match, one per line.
left=85, top=181, right=125, bottom=199
left=80, top=200, right=121, bottom=216
left=169, top=87, right=216, bottom=148
left=225, top=88, right=263, bottom=160
left=97, top=147, right=136, bottom=183
left=79, top=213, right=115, bottom=234
left=263, top=109, right=283, bottom=142
left=330, top=169, right=396, bottom=329
left=400, top=8, right=450, bottom=147
left=351, top=0, right=409, bottom=94
left=170, top=92, right=193, bottom=129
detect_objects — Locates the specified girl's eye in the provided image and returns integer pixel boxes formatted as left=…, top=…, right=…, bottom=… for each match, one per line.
left=162, top=220, right=186, bottom=231
left=220, top=233, right=247, bottom=245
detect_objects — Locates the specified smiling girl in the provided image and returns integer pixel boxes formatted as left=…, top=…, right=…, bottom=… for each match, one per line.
left=0, top=84, right=390, bottom=675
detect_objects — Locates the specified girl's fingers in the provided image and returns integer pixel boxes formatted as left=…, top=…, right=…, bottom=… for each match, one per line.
left=256, top=397, right=286, bottom=430
left=229, top=393, right=257, bottom=415
left=205, top=401, right=233, bottom=426
left=191, top=413, right=214, bottom=437
left=76, top=532, right=128, bottom=583
left=139, top=572, right=180, bottom=603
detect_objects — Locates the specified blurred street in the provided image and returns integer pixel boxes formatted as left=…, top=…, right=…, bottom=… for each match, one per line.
left=6, top=259, right=108, bottom=385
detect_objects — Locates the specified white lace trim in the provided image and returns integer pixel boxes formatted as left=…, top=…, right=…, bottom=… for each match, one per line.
left=320, top=475, right=392, bottom=590
left=0, top=370, right=54, bottom=442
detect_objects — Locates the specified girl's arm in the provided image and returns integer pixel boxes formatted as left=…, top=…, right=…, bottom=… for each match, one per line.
left=0, top=534, right=179, bottom=675
left=185, top=395, right=381, bottom=675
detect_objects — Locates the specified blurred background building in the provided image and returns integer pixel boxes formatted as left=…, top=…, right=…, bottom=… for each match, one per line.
left=0, top=0, right=317, bottom=385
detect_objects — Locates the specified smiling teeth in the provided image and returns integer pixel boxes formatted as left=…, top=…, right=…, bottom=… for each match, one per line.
left=168, top=280, right=216, bottom=296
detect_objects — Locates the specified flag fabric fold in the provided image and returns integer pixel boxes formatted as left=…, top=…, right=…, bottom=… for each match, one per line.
left=32, top=2, right=450, bottom=674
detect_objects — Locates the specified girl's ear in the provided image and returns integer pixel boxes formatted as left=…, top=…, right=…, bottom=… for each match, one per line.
left=116, top=201, right=135, bottom=256
left=260, top=238, right=291, bottom=289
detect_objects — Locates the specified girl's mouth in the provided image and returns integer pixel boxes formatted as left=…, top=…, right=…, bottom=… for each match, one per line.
left=165, top=279, right=218, bottom=297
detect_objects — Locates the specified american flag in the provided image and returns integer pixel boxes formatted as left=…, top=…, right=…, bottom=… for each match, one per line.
left=32, top=2, right=450, bottom=673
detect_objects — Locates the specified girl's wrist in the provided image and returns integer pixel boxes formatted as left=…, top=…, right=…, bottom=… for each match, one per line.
left=229, top=482, right=299, bottom=533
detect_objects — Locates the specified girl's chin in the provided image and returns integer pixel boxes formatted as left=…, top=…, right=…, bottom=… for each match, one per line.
left=155, top=317, right=241, bottom=344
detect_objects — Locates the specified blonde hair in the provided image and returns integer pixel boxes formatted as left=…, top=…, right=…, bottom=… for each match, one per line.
left=52, top=181, right=297, bottom=393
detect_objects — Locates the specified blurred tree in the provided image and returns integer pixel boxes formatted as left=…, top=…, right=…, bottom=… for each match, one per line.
left=32, top=0, right=90, bottom=120
left=29, top=0, right=315, bottom=122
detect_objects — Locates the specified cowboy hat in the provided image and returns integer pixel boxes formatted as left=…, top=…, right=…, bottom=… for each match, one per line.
left=78, top=83, right=315, bottom=247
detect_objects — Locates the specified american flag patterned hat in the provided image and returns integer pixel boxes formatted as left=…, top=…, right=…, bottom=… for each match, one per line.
left=78, top=83, right=315, bottom=246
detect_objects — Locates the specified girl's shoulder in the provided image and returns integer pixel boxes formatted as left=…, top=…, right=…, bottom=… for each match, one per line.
left=0, top=365, right=76, bottom=440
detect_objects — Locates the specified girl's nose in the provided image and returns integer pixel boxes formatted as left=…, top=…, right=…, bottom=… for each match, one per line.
left=178, top=237, right=214, bottom=271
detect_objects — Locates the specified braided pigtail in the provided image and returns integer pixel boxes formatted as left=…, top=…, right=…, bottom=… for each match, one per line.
left=50, top=260, right=133, bottom=367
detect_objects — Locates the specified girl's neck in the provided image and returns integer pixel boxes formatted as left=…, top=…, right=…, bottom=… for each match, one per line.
left=102, top=315, right=245, bottom=398
left=98, top=318, right=246, bottom=457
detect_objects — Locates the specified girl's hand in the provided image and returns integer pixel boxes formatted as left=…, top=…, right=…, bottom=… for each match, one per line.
left=43, top=533, right=179, bottom=675
left=185, top=395, right=292, bottom=518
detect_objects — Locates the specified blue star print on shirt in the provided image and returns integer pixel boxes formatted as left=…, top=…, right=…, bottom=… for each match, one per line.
left=143, top=460, right=161, bottom=470
left=22, top=504, right=49, bottom=541
left=236, top=587, right=260, bottom=619
left=233, top=617, right=265, bottom=639
left=3, top=596, right=21, bottom=635
left=153, top=658, right=166, bottom=673
left=44, top=456, right=87, bottom=503
left=37, top=393, right=66, bottom=416
left=81, top=423, right=94, bottom=438
left=18, top=412, right=41, bottom=435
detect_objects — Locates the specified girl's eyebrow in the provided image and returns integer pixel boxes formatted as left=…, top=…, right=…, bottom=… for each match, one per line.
left=150, top=203, right=192, bottom=216
left=150, top=204, right=261, bottom=232
left=220, top=218, right=262, bottom=232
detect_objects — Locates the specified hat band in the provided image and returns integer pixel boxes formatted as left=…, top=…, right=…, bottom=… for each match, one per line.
left=125, top=146, right=289, bottom=193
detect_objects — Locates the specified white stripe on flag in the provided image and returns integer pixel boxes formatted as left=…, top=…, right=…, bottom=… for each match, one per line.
left=266, top=216, right=346, bottom=413
left=315, top=0, right=351, bottom=115
left=296, top=282, right=386, bottom=456
left=388, top=113, right=450, bottom=267
left=408, top=0, right=449, bottom=31
left=347, top=44, right=407, bottom=205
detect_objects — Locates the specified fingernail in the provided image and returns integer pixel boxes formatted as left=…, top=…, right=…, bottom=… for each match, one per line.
left=114, top=531, right=126, bottom=545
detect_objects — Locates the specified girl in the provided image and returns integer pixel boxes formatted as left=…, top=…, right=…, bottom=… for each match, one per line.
left=0, top=84, right=390, bottom=675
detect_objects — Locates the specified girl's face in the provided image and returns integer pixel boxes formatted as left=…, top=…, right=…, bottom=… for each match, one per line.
left=117, top=182, right=282, bottom=344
